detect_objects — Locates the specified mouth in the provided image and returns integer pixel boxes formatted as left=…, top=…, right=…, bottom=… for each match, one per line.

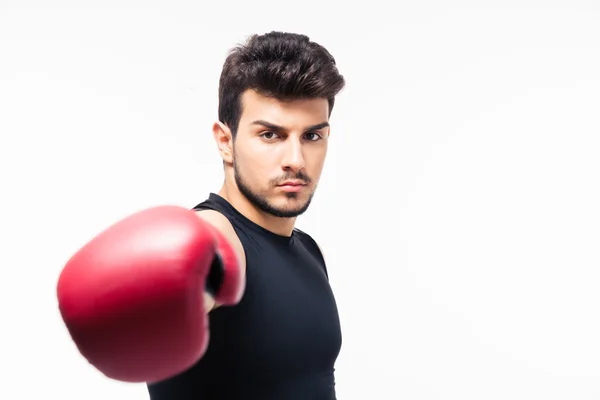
left=277, top=181, right=307, bottom=192
left=278, top=180, right=306, bottom=186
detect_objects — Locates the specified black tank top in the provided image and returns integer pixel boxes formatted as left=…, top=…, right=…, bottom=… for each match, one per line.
left=147, top=193, right=342, bottom=400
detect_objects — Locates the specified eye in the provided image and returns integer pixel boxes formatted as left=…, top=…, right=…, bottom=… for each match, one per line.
left=260, top=131, right=280, bottom=141
left=305, top=132, right=322, bottom=141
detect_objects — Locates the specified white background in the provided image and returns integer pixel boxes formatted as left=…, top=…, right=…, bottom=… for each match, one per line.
left=1, top=1, right=599, bottom=399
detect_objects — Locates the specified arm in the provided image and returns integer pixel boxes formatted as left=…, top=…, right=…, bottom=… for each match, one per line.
left=195, top=209, right=246, bottom=312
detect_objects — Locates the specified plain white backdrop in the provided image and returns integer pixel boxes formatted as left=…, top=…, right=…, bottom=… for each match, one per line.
left=1, top=1, right=599, bottom=399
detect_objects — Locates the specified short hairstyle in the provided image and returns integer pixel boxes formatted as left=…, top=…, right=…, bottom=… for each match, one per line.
left=218, top=31, right=346, bottom=136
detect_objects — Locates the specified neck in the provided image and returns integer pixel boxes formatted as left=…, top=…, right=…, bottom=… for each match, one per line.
left=217, top=181, right=297, bottom=237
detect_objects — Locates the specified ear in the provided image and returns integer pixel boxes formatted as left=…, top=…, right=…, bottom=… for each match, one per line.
left=212, top=121, right=234, bottom=164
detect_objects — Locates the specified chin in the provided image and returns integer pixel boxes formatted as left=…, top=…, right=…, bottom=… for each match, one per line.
left=268, top=196, right=310, bottom=217
left=258, top=191, right=313, bottom=218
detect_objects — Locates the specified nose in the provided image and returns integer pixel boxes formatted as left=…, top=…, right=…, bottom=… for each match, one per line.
left=281, top=137, right=305, bottom=173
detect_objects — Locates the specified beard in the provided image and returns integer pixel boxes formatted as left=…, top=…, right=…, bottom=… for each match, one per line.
left=233, top=157, right=315, bottom=219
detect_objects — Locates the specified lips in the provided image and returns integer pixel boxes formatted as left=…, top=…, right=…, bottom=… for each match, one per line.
left=277, top=181, right=306, bottom=192
left=278, top=181, right=306, bottom=187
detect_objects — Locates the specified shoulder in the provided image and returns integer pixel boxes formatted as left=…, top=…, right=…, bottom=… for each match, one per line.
left=294, top=228, right=328, bottom=275
left=294, top=228, right=322, bottom=253
left=195, top=208, right=232, bottom=229
left=195, top=209, right=246, bottom=269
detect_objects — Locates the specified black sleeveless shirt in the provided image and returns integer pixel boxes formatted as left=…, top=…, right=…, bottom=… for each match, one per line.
left=147, top=193, right=342, bottom=400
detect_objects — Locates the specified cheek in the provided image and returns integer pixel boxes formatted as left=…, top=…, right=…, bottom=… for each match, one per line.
left=307, top=148, right=328, bottom=173
left=252, top=141, right=287, bottom=169
left=237, top=147, right=272, bottom=181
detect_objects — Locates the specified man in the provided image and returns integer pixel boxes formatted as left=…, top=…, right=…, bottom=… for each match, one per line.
left=57, top=31, right=346, bottom=399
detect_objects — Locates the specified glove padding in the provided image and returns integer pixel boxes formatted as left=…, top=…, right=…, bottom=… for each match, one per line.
left=56, top=205, right=244, bottom=383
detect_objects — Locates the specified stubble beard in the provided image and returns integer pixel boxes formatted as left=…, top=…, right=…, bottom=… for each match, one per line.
left=233, top=157, right=315, bottom=219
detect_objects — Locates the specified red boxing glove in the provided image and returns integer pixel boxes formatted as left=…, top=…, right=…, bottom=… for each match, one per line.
left=56, top=206, right=244, bottom=383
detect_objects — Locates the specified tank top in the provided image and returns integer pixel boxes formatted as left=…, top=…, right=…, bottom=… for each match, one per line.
left=146, top=193, right=342, bottom=400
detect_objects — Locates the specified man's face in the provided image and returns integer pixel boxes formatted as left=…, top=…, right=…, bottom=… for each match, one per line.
left=232, top=90, right=330, bottom=218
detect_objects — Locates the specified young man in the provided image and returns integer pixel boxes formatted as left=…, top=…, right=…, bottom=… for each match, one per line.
left=57, top=31, right=346, bottom=399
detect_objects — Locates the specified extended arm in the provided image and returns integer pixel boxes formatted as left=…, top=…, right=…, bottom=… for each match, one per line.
left=195, top=209, right=246, bottom=311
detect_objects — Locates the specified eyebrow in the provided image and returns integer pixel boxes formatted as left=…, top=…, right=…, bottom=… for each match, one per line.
left=250, top=120, right=330, bottom=132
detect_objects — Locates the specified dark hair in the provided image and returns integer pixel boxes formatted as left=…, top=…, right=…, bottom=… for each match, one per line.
left=218, top=31, right=346, bottom=136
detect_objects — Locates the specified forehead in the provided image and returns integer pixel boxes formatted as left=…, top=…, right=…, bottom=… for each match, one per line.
left=239, top=90, right=329, bottom=129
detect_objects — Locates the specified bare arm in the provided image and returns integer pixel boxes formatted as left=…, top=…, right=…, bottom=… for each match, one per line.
left=195, top=209, right=246, bottom=312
